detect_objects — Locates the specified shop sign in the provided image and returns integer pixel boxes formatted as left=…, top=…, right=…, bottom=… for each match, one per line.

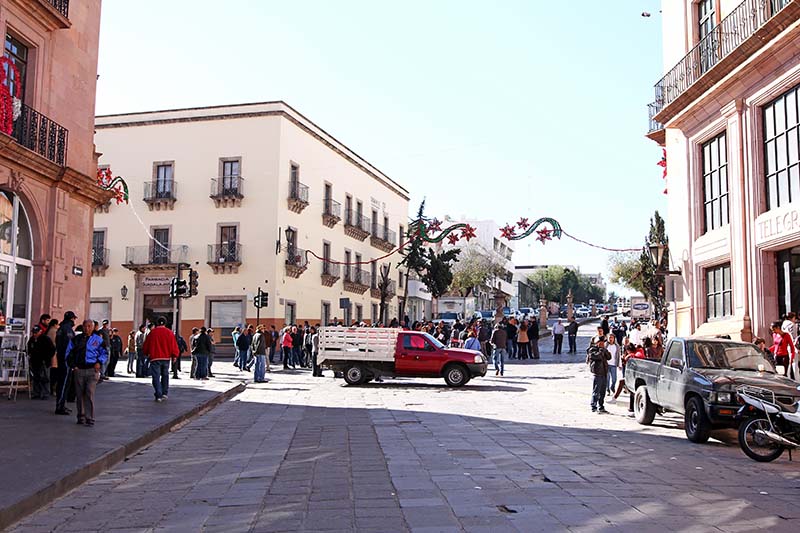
left=757, top=209, right=800, bottom=243
left=142, top=276, right=171, bottom=288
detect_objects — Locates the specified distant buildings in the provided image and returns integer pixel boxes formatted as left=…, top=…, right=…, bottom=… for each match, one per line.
left=648, top=1, right=800, bottom=339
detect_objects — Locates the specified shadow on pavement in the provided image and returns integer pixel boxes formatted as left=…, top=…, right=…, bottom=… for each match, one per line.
left=11, top=398, right=799, bottom=532
left=351, top=382, right=527, bottom=393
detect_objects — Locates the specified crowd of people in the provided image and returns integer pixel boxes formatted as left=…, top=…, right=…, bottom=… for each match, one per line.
left=755, top=312, right=800, bottom=379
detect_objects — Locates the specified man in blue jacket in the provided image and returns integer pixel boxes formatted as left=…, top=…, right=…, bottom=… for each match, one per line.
left=66, top=319, right=108, bottom=426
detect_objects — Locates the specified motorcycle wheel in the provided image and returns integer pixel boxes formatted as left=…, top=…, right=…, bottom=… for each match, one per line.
left=738, top=417, right=785, bottom=463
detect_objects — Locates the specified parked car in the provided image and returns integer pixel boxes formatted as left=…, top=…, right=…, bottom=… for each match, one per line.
left=625, top=337, right=800, bottom=443
left=478, top=310, right=495, bottom=321
left=318, top=327, right=488, bottom=387
left=559, top=304, right=568, bottom=318
left=519, top=307, right=534, bottom=320
left=575, top=306, right=590, bottom=318
left=434, top=311, right=462, bottom=326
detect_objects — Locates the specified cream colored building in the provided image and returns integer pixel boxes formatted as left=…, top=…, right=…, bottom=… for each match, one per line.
left=92, top=102, right=410, bottom=346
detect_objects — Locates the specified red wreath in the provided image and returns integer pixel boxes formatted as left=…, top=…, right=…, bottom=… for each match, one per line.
left=0, top=58, right=21, bottom=136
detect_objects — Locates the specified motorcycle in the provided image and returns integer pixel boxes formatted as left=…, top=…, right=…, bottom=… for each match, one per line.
left=736, top=385, right=800, bottom=462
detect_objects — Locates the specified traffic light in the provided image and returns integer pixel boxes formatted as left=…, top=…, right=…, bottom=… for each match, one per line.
left=188, top=268, right=199, bottom=297
left=253, top=289, right=269, bottom=308
left=169, top=277, right=188, bottom=299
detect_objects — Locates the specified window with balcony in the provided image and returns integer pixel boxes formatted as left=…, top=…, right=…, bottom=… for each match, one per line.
left=92, top=230, right=108, bottom=274
left=145, top=163, right=176, bottom=209
left=288, top=162, right=308, bottom=212
left=211, top=158, right=243, bottom=205
left=151, top=228, right=170, bottom=264
left=345, top=195, right=353, bottom=224
left=155, top=164, right=173, bottom=197
left=208, top=225, right=241, bottom=273
left=705, top=263, right=732, bottom=321
left=765, top=85, right=800, bottom=210
left=322, top=183, right=341, bottom=227
left=701, top=132, right=729, bottom=233
left=697, top=0, right=717, bottom=74
left=4, top=34, right=28, bottom=101
left=344, top=250, right=352, bottom=280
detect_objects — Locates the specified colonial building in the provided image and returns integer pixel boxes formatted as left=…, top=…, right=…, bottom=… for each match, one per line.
left=0, top=0, right=106, bottom=335
left=648, top=0, right=800, bottom=339
left=92, top=101, right=409, bottom=346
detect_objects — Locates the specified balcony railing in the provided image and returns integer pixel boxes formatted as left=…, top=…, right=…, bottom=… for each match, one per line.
left=124, top=245, right=188, bottom=266
left=144, top=180, right=177, bottom=202
left=371, top=224, right=396, bottom=245
left=91, top=247, right=109, bottom=268
left=647, top=102, right=664, bottom=133
left=344, top=266, right=370, bottom=286
left=652, top=0, right=792, bottom=116
left=321, top=261, right=341, bottom=286
left=210, top=176, right=244, bottom=199
left=11, top=103, right=68, bottom=166
left=322, top=198, right=342, bottom=228
left=208, top=243, right=241, bottom=264
left=288, top=180, right=309, bottom=213
left=285, top=246, right=308, bottom=278
left=46, top=0, right=70, bottom=18
left=344, top=209, right=371, bottom=240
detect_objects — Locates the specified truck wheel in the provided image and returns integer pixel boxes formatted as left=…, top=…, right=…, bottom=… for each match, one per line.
left=344, top=364, right=366, bottom=386
left=443, top=364, right=468, bottom=387
left=685, top=396, right=711, bottom=443
left=634, top=386, right=657, bottom=425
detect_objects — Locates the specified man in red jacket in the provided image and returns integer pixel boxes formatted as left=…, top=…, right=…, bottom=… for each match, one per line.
left=142, top=316, right=180, bottom=402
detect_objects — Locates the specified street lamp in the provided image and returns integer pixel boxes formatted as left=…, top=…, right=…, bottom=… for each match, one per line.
left=120, top=285, right=128, bottom=301
left=648, top=241, right=681, bottom=275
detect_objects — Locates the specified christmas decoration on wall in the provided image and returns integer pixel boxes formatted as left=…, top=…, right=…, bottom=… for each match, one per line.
left=0, top=57, right=22, bottom=136
left=96, top=167, right=130, bottom=204
left=658, top=148, right=668, bottom=195
left=499, top=217, right=563, bottom=244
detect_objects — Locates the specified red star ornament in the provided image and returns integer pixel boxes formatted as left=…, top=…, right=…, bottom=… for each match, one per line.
left=446, top=233, right=460, bottom=245
left=536, top=227, right=553, bottom=243
left=428, top=218, right=442, bottom=233
left=500, top=224, right=517, bottom=239
left=657, top=148, right=667, bottom=179
left=461, top=225, right=476, bottom=242
left=517, top=217, right=530, bottom=230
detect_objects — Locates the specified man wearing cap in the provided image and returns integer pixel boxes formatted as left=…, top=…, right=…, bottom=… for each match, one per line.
left=107, top=327, right=123, bottom=378
left=54, top=311, right=77, bottom=415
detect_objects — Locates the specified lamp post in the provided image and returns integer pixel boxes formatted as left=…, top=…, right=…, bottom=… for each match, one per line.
left=648, top=241, right=681, bottom=275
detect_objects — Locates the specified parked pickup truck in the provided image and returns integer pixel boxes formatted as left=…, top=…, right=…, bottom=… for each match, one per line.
left=625, top=337, right=800, bottom=443
left=318, top=327, right=487, bottom=387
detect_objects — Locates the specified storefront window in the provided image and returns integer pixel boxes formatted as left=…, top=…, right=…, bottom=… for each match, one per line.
left=777, top=247, right=800, bottom=318
left=210, top=300, right=242, bottom=345
left=0, top=191, right=33, bottom=332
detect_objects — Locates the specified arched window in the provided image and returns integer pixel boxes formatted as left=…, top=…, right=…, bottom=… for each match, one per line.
left=0, top=191, right=33, bottom=332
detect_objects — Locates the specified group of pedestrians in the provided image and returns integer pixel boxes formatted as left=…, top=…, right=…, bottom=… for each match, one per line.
left=757, top=312, right=800, bottom=379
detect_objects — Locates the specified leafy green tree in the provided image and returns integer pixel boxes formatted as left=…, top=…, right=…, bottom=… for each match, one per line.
left=423, top=248, right=461, bottom=299
left=528, top=266, right=567, bottom=302
left=399, top=201, right=431, bottom=316
left=450, top=247, right=506, bottom=297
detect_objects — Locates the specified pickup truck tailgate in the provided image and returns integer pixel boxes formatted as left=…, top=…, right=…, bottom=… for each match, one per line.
left=318, top=327, right=398, bottom=364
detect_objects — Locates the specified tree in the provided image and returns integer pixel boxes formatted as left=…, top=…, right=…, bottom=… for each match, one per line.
left=450, top=247, right=506, bottom=297
left=377, top=262, right=394, bottom=325
left=422, top=248, right=460, bottom=299
left=607, top=210, right=669, bottom=315
left=399, top=201, right=431, bottom=317
left=528, top=266, right=567, bottom=302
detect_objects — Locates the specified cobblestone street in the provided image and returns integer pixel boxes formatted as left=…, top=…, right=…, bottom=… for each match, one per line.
left=11, top=324, right=800, bottom=532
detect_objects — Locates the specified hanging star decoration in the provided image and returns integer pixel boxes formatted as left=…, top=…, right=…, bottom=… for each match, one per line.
left=657, top=148, right=667, bottom=179
left=536, top=227, right=553, bottom=243
left=500, top=224, right=517, bottom=239
left=96, top=167, right=130, bottom=204
left=499, top=217, right=563, bottom=245
left=461, top=224, right=476, bottom=242
left=409, top=218, right=474, bottom=245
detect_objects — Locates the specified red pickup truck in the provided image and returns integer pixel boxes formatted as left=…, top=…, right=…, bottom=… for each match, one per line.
left=318, top=327, right=488, bottom=387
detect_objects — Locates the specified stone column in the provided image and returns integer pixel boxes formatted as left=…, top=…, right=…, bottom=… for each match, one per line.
left=566, top=290, right=574, bottom=320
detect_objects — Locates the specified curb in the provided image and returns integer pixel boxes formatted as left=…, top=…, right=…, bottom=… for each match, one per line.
left=0, top=382, right=246, bottom=531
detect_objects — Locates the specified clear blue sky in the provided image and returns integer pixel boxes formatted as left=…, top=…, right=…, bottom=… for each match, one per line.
left=96, top=0, right=665, bottom=296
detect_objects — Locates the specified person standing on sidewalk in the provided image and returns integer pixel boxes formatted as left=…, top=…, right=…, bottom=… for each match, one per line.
left=192, top=327, right=212, bottom=380
left=251, top=325, right=268, bottom=382
left=142, top=317, right=180, bottom=402
left=490, top=323, right=508, bottom=376
left=529, top=318, right=540, bottom=359
left=54, top=311, right=77, bottom=416
left=606, top=334, right=619, bottom=396
left=207, top=328, right=216, bottom=377
left=66, top=319, right=107, bottom=426
left=269, top=325, right=278, bottom=364
left=478, top=320, right=491, bottom=359
left=231, top=326, right=242, bottom=368
left=311, top=326, right=323, bottom=377
left=236, top=325, right=252, bottom=372
left=282, top=326, right=295, bottom=369
left=566, top=316, right=579, bottom=354
left=107, top=328, right=122, bottom=378
left=587, top=335, right=611, bottom=413
left=134, top=324, right=147, bottom=377
left=125, top=330, right=136, bottom=374
left=552, top=319, right=565, bottom=355
left=517, top=321, right=529, bottom=360
left=173, top=331, right=187, bottom=379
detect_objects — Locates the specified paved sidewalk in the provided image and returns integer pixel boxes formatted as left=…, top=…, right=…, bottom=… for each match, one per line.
left=0, top=367, right=245, bottom=530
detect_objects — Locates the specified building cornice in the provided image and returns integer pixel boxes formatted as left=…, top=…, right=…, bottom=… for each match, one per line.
left=95, top=101, right=411, bottom=201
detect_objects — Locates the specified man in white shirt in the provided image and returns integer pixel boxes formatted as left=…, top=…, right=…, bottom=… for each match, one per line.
left=629, top=322, right=643, bottom=348
left=552, top=320, right=565, bottom=354
left=781, top=312, right=796, bottom=341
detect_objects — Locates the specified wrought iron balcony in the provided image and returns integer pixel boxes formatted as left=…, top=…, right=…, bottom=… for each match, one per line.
left=321, top=261, right=341, bottom=287
left=651, top=0, right=795, bottom=121
left=344, top=266, right=370, bottom=294
left=288, top=181, right=309, bottom=213
left=11, top=103, right=68, bottom=166
left=646, top=102, right=666, bottom=144
left=124, top=245, right=188, bottom=269
left=370, top=224, right=397, bottom=252
left=323, top=198, right=341, bottom=227
left=344, top=209, right=371, bottom=241
left=285, top=247, right=308, bottom=278
left=371, top=279, right=397, bottom=300
left=143, top=180, right=177, bottom=210
left=91, top=247, right=109, bottom=275
left=45, top=0, right=69, bottom=18
left=208, top=243, right=242, bottom=273
left=210, top=176, right=244, bottom=207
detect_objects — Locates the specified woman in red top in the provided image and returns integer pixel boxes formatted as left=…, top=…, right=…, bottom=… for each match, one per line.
left=770, top=321, right=795, bottom=376
left=281, top=327, right=294, bottom=370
